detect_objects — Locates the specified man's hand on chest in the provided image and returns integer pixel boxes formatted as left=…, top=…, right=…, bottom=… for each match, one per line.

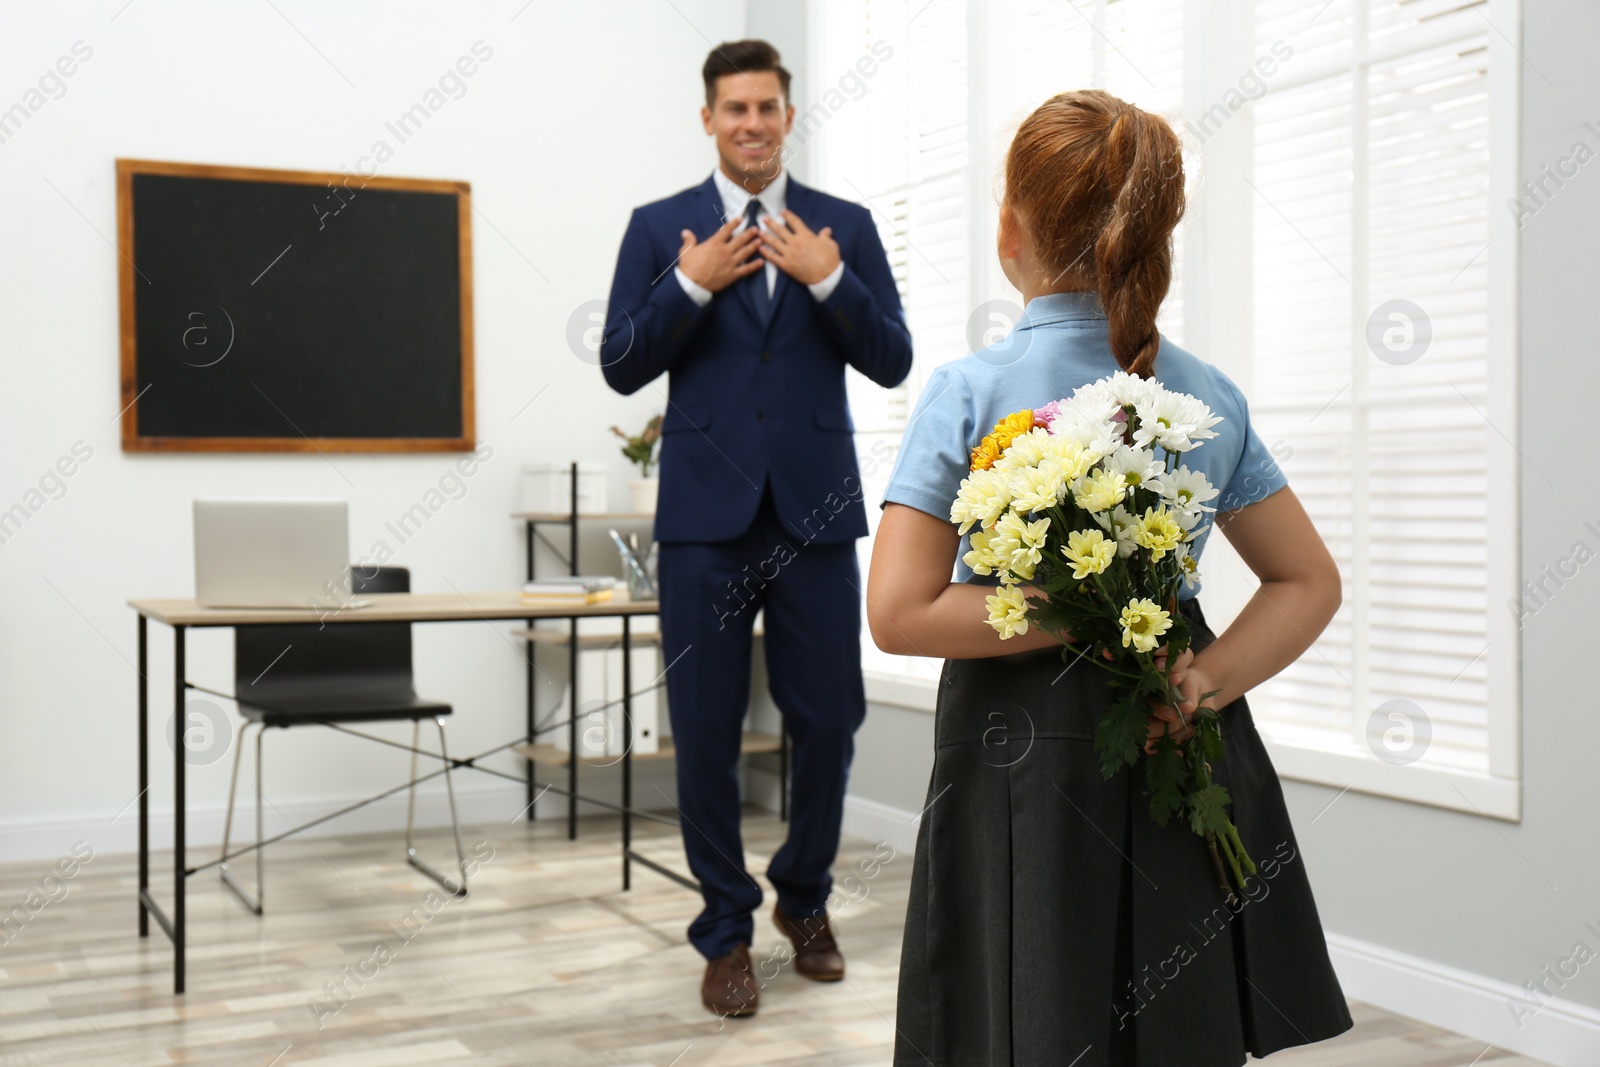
left=756, top=209, right=842, bottom=286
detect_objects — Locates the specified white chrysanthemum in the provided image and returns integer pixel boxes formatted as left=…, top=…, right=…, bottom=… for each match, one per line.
left=1059, top=383, right=1115, bottom=424
left=1007, top=458, right=1067, bottom=514
left=950, top=467, right=1012, bottom=535
left=1053, top=420, right=1120, bottom=467
left=1090, top=503, right=1142, bottom=558
left=1130, top=388, right=1223, bottom=453
left=1151, top=465, right=1220, bottom=522
left=1068, top=369, right=1152, bottom=413
left=990, top=511, right=1051, bottom=581
left=1102, top=370, right=1157, bottom=409
left=985, top=582, right=1030, bottom=640
left=1102, top=445, right=1164, bottom=493
left=1174, top=540, right=1200, bottom=590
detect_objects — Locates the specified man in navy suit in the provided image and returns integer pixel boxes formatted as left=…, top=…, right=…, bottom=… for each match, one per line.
left=599, top=39, right=911, bottom=1018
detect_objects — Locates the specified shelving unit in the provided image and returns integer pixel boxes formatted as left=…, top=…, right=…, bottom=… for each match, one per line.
left=513, top=731, right=783, bottom=768
left=517, top=461, right=786, bottom=842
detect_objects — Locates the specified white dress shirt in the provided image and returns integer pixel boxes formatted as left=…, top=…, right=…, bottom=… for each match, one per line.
left=674, top=167, right=845, bottom=307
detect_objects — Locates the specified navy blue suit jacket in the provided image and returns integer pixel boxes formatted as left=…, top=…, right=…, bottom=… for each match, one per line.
left=600, top=174, right=913, bottom=545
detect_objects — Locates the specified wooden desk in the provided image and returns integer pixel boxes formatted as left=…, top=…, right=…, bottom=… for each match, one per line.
left=127, top=589, right=660, bottom=625
left=129, top=589, right=663, bottom=995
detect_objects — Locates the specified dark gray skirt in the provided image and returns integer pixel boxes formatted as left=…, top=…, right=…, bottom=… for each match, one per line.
left=893, top=596, right=1353, bottom=1067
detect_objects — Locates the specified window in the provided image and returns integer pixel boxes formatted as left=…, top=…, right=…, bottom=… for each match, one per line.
left=1244, top=0, right=1519, bottom=817
left=812, top=0, right=1519, bottom=819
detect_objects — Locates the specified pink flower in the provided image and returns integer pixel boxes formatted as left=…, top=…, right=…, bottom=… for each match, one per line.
left=1033, top=400, right=1061, bottom=429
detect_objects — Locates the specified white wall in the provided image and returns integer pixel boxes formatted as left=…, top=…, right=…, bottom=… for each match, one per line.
left=0, top=0, right=746, bottom=860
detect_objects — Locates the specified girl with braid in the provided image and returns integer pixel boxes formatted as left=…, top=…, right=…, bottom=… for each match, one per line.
left=868, top=90, right=1353, bottom=1065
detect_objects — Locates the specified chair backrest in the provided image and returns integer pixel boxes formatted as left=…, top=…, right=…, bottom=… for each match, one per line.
left=235, top=566, right=415, bottom=704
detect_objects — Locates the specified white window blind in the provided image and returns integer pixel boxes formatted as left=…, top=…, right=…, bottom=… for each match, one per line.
left=817, top=0, right=971, bottom=683
left=819, top=0, right=970, bottom=440
left=1247, top=0, right=1495, bottom=774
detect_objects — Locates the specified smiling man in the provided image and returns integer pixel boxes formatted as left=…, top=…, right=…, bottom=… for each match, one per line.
left=598, top=39, right=912, bottom=1019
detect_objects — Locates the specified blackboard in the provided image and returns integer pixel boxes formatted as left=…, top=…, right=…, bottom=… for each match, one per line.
left=116, top=158, right=474, bottom=452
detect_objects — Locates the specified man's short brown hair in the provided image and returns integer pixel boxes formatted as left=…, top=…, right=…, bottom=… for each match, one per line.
left=702, top=39, right=791, bottom=108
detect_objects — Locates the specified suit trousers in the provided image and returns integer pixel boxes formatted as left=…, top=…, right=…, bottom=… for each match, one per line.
left=656, top=477, right=868, bottom=960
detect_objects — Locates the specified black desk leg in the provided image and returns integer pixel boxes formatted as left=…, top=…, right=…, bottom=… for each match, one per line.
left=525, top=521, right=538, bottom=825
left=137, top=614, right=148, bottom=937
left=566, top=484, right=579, bottom=841
left=622, top=615, right=632, bottom=891
left=525, top=616, right=537, bottom=822
left=568, top=614, right=578, bottom=841
left=173, top=624, right=186, bottom=995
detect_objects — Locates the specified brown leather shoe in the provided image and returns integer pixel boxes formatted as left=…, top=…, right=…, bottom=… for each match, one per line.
left=701, top=942, right=759, bottom=1017
left=773, top=902, right=845, bottom=981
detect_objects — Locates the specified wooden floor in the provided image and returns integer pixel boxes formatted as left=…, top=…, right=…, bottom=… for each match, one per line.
left=0, top=810, right=1555, bottom=1066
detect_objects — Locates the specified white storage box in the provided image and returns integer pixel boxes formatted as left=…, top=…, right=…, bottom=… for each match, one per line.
left=521, top=461, right=608, bottom=515
left=546, top=619, right=662, bottom=758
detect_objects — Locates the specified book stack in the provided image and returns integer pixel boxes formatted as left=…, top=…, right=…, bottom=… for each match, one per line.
left=521, top=575, right=616, bottom=606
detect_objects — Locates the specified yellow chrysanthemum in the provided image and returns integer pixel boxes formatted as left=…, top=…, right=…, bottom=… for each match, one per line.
left=1119, top=597, right=1173, bottom=653
left=1071, top=467, right=1128, bottom=513
left=994, top=427, right=1050, bottom=473
left=962, top=528, right=1005, bottom=577
left=970, top=409, right=1035, bottom=471
left=1007, top=457, right=1066, bottom=514
left=1062, top=528, right=1116, bottom=580
left=950, top=468, right=1012, bottom=535
left=1040, top=435, right=1094, bottom=482
left=990, top=511, right=1051, bottom=582
left=1134, top=504, right=1185, bottom=562
left=985, top=582, right=1031, bottom=640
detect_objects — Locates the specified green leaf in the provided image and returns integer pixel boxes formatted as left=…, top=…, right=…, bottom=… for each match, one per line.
left=1095, top=692, right=1146, bottom=779
left=1142, top=738, right=1186, bottom=826
left=1185, top=783, right=1235, bottom=837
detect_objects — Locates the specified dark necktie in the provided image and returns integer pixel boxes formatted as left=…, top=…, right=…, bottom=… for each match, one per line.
left=745, top=197, right=770, bottom=322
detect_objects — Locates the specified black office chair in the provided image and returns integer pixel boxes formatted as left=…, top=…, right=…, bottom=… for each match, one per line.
left=219, top=566, right=468, bottom=914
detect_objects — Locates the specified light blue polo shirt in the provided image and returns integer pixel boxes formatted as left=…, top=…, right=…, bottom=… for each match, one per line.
left=878, top=290, right=1288, bottom=601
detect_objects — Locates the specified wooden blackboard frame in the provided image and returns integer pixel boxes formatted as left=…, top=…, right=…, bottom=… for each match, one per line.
left=115, top=157, right=476, bottom=453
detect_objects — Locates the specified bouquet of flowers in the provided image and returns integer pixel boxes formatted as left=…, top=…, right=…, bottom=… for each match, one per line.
left=950, top=371, right=1255, bottom=903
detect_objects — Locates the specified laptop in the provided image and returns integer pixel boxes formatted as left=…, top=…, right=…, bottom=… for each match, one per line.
left=193, top=498, right=369, bottom=610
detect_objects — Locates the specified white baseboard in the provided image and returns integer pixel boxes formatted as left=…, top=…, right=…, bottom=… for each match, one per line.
left=1326, top=932, right=1600, bottom=1067
left=841, top=793, right=920, bottom=855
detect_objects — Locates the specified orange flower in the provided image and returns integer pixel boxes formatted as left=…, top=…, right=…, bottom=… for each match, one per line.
left=970, top=409, right=1034, bottom=471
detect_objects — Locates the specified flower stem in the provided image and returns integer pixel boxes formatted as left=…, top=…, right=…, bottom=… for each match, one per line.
left=1205, top=830, right=1237, bottom=907
left=1227, top=823, right=1257, bottom=876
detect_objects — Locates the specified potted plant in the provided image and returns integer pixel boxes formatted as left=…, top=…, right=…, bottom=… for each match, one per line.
left=611, top=414, right=662, bottom=515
